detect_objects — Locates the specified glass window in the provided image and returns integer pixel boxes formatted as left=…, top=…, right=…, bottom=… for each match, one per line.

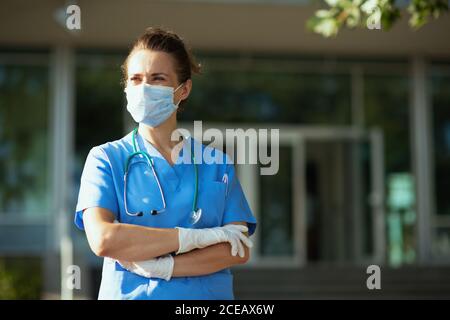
left=430, top=68, right=450, bottom=217
left=430, top=63, right=450, bottom=260
left=432, top=227, right=450, bottom=258
left=364, top=74, right=411, bottom=174
left=181, top=56, right=351, bottom=125
left=364, top=73, right=414, bottom=266
left=305, top=139, right=374, bottom=263
left=73, top=52, right=126, bottom=266
left=74, top=52, right=126, bottom=203
left=258, top=146, right=293, bottom=257
left=0, top=63, right=50, bottom=217
left=75, top=52, right=126, bottom=160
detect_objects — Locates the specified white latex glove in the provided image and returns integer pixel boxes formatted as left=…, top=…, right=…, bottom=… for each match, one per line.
left=175, top=224, right=253, bottom=258
left=118, top=254, right=174, bottom=281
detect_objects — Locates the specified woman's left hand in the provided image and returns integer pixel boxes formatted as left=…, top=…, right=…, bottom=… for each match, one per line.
left=118, top=254, right=175, bottom=281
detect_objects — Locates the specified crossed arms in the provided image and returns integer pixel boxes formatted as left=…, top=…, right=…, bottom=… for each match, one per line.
left=82, top=207, right=251, bottom=277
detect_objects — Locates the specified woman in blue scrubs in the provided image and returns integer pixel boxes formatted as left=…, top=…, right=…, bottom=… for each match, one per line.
left=74, top=27, right=257, bottom=300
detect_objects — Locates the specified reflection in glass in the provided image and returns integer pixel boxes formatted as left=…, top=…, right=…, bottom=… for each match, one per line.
left=305, top=140, right=373, bottom=263
left=0, top=64, right=50, bottom=216
left=259, top=146, right=293, bottom=256
left=433, top=228, right=450, bottom=257
left=364, top=74, right=413, bottom=266
left=74, top=53, right=125, bottom=210
left=431, top=71, right=450, bottom=216
left=73, top=53, right=126, bottom=265
left=430, top=65, right=450, bottom=259
left=181, top=57, right=351, bottom=125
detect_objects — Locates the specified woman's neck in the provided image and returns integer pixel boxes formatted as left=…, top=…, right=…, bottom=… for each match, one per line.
left=138, top=116, right=181, bottom=152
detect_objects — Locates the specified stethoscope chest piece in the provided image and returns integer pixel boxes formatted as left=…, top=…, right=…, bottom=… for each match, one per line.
left=190, top=208, right=202, bottom=225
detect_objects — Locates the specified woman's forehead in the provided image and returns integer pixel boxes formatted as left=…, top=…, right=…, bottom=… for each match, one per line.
left=127, top=50, right=175, bottom=76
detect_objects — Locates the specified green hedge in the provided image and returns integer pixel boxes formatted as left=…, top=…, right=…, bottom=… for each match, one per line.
left=0, top=257, right=42, bottom=299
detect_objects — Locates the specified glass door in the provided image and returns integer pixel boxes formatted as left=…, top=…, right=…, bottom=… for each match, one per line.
left=243, top=126, right=385, bottom=267
left=303, top=135, right=384, bottom=265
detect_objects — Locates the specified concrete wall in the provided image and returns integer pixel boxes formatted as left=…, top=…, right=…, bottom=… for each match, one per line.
left=1, top=0, right=450, bottom=56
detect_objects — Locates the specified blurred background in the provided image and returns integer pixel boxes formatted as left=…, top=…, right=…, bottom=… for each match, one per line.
left=0, top=0, right=450, bottom=299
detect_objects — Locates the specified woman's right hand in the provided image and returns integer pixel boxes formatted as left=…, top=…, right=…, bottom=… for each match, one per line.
left=175, top=224, right=253, bottom=258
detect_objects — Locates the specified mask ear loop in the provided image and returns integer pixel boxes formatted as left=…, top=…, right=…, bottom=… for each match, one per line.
left=174, top=82, right=184, bottom=107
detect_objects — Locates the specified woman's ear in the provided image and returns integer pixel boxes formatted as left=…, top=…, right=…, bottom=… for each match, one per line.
left=180, top=79, right=192, bottom=101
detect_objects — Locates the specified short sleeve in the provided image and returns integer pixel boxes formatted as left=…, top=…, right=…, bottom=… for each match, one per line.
left=221, top=160, right=257, bottom=236
left=74, top=146, right=119, bottom=230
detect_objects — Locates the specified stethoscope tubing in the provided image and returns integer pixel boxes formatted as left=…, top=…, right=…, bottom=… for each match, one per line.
left=123, top=127, right=199, bottom=218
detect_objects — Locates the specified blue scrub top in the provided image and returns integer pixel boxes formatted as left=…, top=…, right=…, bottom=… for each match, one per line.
left=74, top=130, right=257, bottom=300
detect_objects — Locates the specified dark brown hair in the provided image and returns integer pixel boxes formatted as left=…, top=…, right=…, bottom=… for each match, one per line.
left=121, top=27, right=201, bottom=90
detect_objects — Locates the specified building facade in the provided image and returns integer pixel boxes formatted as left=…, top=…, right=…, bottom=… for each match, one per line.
left=1, top=0, right=450, bottom=299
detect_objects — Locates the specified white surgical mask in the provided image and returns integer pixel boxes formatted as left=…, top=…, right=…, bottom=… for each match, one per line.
left=125, top=82, right=183, bottom=127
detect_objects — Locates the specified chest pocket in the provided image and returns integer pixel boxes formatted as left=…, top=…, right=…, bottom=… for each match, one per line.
left=196, top=181, right=227, bottom=228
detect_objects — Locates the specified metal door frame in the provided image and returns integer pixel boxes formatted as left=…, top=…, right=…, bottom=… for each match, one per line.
left=290, top=126, right=385, bottom=267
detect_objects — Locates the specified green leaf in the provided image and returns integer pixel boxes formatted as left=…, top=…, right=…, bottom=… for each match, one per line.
left=308, top=0, right=448, bottom=38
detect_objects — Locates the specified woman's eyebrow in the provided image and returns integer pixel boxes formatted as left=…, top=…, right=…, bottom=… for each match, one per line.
left=150, top=72, right=168, bottom=77
left=129, top=72, right=168, bottom=78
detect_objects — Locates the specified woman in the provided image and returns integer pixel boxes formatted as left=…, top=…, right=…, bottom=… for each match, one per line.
left=74, top=27, right=257, bottom=300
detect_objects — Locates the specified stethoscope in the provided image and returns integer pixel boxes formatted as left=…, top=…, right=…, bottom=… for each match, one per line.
left=123, top=127, right=202, bottom=224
